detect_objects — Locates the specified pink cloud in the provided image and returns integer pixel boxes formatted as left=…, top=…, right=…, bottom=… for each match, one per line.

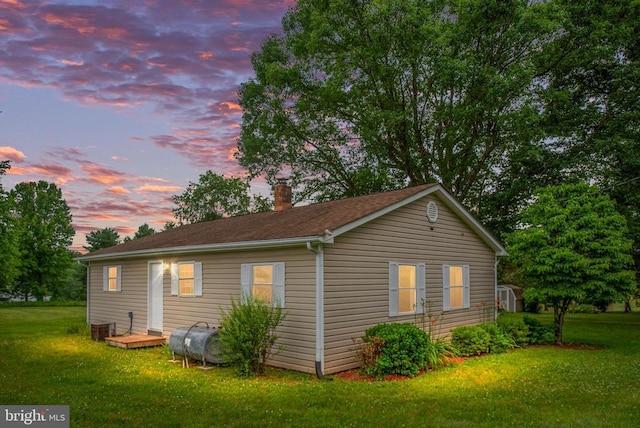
left=81, top=164, right=127, bottom=185
left=136, top=184, right=182, bottom=193
left=106, top=186, right=130, bottom=195
left=9, top=163, right=75, bottom=185
left=84, top=213, right=128, bottom=222
left=0, top=146, right=27, bottom=162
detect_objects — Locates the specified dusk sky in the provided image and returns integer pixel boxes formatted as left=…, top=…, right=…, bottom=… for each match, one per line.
left=0, top=0, right=295, bottom=251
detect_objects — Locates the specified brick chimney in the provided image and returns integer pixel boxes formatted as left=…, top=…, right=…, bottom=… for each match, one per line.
left=274, top=179, right=292, bottom=211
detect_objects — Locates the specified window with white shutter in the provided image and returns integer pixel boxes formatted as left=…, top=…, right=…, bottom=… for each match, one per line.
left=443, top=264, right=470, bottom=310
left=389, top=262, right=425, bottom=316
left=103, top=265, right=121, bottom=292
left=240, top=262, right=285, bottom=307
left=170, top=261, right=203, bottom=297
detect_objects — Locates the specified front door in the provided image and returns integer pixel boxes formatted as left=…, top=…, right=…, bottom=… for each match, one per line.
left=148, top=262, right=163, bottom=333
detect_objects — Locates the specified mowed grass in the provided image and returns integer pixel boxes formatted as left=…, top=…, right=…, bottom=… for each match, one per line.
left=1, top=307, right=639, bottom=427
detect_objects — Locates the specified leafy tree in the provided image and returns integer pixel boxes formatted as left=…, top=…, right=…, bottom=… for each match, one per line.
left=0, top=160, right=20, bottom=292
left=237, top=0, right=563, bottom=204
left=237, top=0, right=640, bottom=250
left=539, top=0, right=639, bottom=173
left=9, top=181, right=75, bottom=301
left=507, top=183, right=636, bottom=343
left=84, top=227, right=121, bottom=252
left=123, top=223, right=156, bottom=242
left=538, top=1, right=640, bottom=287
left=172, top=171, right=271, bottom=225
left=0, top=160, right=10, bottom=179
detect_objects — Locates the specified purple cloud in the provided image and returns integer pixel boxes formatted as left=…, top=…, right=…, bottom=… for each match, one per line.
left=0, top=0, right=294, bottom=165
left=1, top=0, right=295, bottom=251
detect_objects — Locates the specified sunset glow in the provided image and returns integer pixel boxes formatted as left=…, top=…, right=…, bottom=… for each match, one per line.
left=0, top=0, right=293, bottom=251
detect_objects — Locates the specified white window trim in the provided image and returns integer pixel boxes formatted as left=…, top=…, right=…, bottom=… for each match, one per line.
left=170, top=261, right=202, bottom=297
left=103, top=265, right=121, bottom=292
left=443, top=264, right=470, bottom=311
left=388, top=262, right=426, bottom=317
left=240, top=262, right=285, bottom=308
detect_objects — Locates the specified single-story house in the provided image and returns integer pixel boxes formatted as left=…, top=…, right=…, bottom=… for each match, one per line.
left=78, top=183, right=507, bottom=376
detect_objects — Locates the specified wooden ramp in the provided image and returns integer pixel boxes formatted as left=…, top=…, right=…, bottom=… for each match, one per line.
left=105, top=335, right=166, bottom=349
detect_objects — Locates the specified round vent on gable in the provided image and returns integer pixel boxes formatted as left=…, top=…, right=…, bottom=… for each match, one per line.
left=426, top=200, right=438, bottom=223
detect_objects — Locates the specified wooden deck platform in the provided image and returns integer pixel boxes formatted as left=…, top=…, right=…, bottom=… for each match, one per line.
left=105, top=335, right=166, bottom=349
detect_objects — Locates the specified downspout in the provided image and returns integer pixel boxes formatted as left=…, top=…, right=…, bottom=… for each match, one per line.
left=494, top=255, right=499, bottom=321
left=307, top=241, right=330, bottom=380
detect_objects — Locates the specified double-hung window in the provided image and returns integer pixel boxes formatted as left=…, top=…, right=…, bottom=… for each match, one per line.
left=241, top=263, right=285, bottom=307
left=443, top=264, right=470, bottom=310
left=170, top=262, right=203, bottom=297
left=102, top=265, right=121, bottom=292
left=389, top=262, right=426, bottom=316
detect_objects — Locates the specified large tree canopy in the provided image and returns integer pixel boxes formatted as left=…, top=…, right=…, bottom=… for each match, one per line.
left=507, top=183, right=636, bottom=343
left=237, top=0, right=639, bottom=218
left=238, top=0, right=555, bottom=203
left=9, top=181, right=75, bottom=301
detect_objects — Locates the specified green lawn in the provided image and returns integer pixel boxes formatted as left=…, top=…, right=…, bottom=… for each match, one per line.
left=1, top=307, right=639, bottom=427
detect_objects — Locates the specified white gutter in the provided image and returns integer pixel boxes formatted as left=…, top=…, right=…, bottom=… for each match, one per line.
left=78, top=235, right=327, bottom=262
left=306, top=241, right=326, bottom=379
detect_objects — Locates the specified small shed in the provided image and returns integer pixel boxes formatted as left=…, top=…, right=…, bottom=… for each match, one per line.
left=497, top=284, right=523, bottom=312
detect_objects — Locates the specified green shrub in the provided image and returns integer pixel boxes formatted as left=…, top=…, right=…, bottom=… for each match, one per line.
left=360, top=323, right=430, bottom=378
left=523, top=316, right=555, bottom=345
left=567, top=303, right=600, bottom=314
left=218, top=295, right=287, bottom=377
left=496, top=316, right=530, bottom=346
left=480, top=323, right=516, bottom=354
left=451, top=325, right=490, bottom=356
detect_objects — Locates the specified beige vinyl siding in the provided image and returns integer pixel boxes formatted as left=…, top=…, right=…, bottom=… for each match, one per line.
left=323, top=195, right=496, bottom=374
left=88, top=259, right=148, bottom=336
left=163, top=247, right=317, bottom=373
left=88, top=247, right=317, bottom=374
